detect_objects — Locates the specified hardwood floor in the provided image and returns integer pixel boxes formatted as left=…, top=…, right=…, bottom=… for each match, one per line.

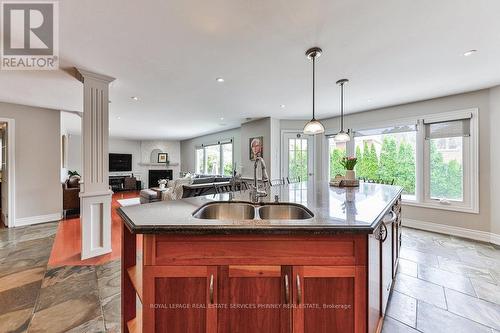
left=0, top=201, right=499, bottom=332
left=48, top=191, right=141, bottom=267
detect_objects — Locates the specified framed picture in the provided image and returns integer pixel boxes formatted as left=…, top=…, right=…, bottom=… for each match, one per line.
left=249, top=136, right=263, bottom=160
left=157, top=153, right=168, bottom=163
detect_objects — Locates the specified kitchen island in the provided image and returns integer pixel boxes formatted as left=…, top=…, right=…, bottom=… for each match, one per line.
left=118, top=181, right=402, bottom=333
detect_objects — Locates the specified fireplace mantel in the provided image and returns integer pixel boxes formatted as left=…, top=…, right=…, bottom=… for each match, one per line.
left=138, top=162, right=179, bottom=167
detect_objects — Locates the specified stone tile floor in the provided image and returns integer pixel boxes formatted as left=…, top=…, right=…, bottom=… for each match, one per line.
left=1, top=222, right=499, bottom=332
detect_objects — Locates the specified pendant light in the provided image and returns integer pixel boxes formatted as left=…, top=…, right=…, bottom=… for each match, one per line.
left=334, top=78, right=351, bottom=142
left=303, top=47, right=325, bottom=135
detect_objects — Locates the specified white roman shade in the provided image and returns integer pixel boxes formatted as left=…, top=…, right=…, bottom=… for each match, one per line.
left=424, top=116, right=471, bottom=139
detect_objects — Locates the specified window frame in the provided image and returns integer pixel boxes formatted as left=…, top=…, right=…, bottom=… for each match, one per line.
left=325, top=108, right=479, bottom=214
left=195, top=138, right=234, bottom=176
left=418, top=109, right=479, bottom=213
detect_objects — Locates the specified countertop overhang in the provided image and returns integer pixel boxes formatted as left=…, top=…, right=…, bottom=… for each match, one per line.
left=117, top=181, right=402, bottom=235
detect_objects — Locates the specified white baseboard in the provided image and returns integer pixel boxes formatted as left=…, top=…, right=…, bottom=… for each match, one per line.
left=15, top=212, right=62, bottom=227
left=404, top=218, right=500, bottom=246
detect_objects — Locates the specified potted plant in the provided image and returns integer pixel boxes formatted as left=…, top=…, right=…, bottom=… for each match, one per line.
left=340, top=156, right=357, bottom=180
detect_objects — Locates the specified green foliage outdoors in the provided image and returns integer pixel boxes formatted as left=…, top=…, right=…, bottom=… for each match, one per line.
left=329, top=136, right=462, bottom=199
left=429, top=140, right=463, bottom=200
left=206, top=154, right=218, bottom=174
left=289, top=148, right=308, bottom=181
left=223, top=162, right=233, bottom=176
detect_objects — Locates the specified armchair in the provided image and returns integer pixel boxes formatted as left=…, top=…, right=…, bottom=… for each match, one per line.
left=62, top=175, right=81, bottom=218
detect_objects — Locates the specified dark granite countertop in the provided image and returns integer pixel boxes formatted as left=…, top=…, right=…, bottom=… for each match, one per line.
left=117, top=181, right=402, bottom=235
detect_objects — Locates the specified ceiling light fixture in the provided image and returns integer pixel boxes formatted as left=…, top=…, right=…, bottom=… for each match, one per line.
left=131, top=96, right=139, bottom=101
left=280, top=104, right=286, bottom=108
left=303, top=47, right=325, bottom=135
left=334, top=79, right=351, bottom=142
left=463, top=49, right=477, bottom=57
left=216, top=77, right=224, bottom=83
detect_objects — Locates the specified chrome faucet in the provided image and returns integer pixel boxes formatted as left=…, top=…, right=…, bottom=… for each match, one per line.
left=251, top=157, right=269, bottom=202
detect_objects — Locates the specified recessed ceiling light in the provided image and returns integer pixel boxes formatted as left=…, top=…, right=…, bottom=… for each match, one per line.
left=367, top=98, right=373, bottom=102
left=280, top=104, right=286, bottom=108
left=220, top=117, right=224, bottom=121
left=463, top=49, right=477, bottom=57
left=215, top=77, right=224, bottom=83
left=131, top=96, right=139, bottom=101
left=117, top=117, right=121, bottom=120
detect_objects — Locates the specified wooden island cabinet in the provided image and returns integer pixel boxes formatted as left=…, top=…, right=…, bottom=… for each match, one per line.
left=118, top=182, right=402, bottom=333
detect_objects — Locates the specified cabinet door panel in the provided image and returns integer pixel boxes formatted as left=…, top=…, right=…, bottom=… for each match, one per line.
left=368, top=232, right=382, bottom=333
left=151, top=266, right=217, bottom=333
left=218, top=265, right=290, bottom=333
left=381, top=221, right=394, bottom=314
left=293, top=266, right=365, bottom=333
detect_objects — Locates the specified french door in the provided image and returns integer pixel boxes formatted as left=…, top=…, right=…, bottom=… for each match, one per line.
left=282, top=132, right=314, bottom=181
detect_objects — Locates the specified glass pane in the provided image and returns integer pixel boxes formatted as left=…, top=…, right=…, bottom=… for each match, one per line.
left=205, top=145, right=220, bottom=175
left=222, top=143, right=233, bottom=176
left=328, top=138, right=347, bottom=178
left=288, top=138, right=308, bottom=181
left=353, top=131, right=416, bottom=200
left=195, top=149, right=204, bottom=174
left=430, top=137, right=463, bottom=201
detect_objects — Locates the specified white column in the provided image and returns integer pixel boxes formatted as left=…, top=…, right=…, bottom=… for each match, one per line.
left=75, top=68, right=115, bottom=260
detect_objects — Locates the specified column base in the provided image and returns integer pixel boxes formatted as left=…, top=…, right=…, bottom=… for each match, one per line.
left=80, top=191, right=112, bottom=260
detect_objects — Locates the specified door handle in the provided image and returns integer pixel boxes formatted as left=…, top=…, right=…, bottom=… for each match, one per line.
left=209, top=274, right=214, bottom=304
left=284, top=274, right=290, bottom=304
left=296, top=274, right=302, bottom=305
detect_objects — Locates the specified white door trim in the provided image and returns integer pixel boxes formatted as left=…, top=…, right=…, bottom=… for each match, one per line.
left=0, top=117, right=15, bottom=227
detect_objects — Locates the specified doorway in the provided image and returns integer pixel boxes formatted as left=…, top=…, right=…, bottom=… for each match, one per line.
left=0, top=120, right=14, bottom=227
left=282, top=132, right=314, bottom=181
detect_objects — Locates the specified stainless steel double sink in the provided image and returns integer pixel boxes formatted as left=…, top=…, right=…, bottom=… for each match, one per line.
left=192, top=202, right=314, bottom=220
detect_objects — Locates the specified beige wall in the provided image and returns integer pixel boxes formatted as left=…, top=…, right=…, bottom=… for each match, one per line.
left=490, top=86, right=500, bottom=235
left=240, top=118, right=272, bottom=178
left=0, top=102, right=62, bottom=224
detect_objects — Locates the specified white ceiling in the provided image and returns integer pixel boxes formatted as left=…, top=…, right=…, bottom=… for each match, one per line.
left=1, top=0, right=500, bottom=140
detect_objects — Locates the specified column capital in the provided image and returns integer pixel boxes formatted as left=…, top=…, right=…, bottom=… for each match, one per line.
left=75, top=67, right=115, bottom=84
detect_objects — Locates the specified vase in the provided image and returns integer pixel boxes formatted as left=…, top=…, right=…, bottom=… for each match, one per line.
left=345, top=170, right=355, bottom=180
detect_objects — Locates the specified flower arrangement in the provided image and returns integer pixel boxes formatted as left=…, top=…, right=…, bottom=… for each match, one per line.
left=340, top=156, right=357, bottom=170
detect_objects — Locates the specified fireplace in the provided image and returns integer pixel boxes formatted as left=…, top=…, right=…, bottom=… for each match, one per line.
left=149, top=170, right=173, bottom=188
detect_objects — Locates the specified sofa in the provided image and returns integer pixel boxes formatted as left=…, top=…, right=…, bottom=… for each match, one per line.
left=62, top=175, right=80, bottom=218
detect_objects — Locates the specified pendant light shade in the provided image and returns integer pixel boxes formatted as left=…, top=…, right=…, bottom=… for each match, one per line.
left=304, top=119, right=325, bottom=135
left=334, top=130, right=351, bottom=142
left=303, top=47, right=325, bottom=135
left=334, top=78, right=350, bottom=142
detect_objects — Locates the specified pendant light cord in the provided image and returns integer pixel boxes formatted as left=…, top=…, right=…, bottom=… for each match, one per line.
left=312, top=55, right=316, bottom=120
left=340, top=82, right=344, bottom=131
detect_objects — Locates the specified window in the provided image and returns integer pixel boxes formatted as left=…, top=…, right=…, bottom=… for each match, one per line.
left=222, top=142, right=233, bottom=176
left=195, top=148, right=204, bottom=174
left=327, top=109, right=478, bottom=213
left=353, top=125, right=417, bottom=201
left=205, top=145, right=220, bottom=175
left=195, top=139, right=234, bottom=176
left=423, top=115, right=475, bottom=210
left=328, top=138, right=346, bottom=178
